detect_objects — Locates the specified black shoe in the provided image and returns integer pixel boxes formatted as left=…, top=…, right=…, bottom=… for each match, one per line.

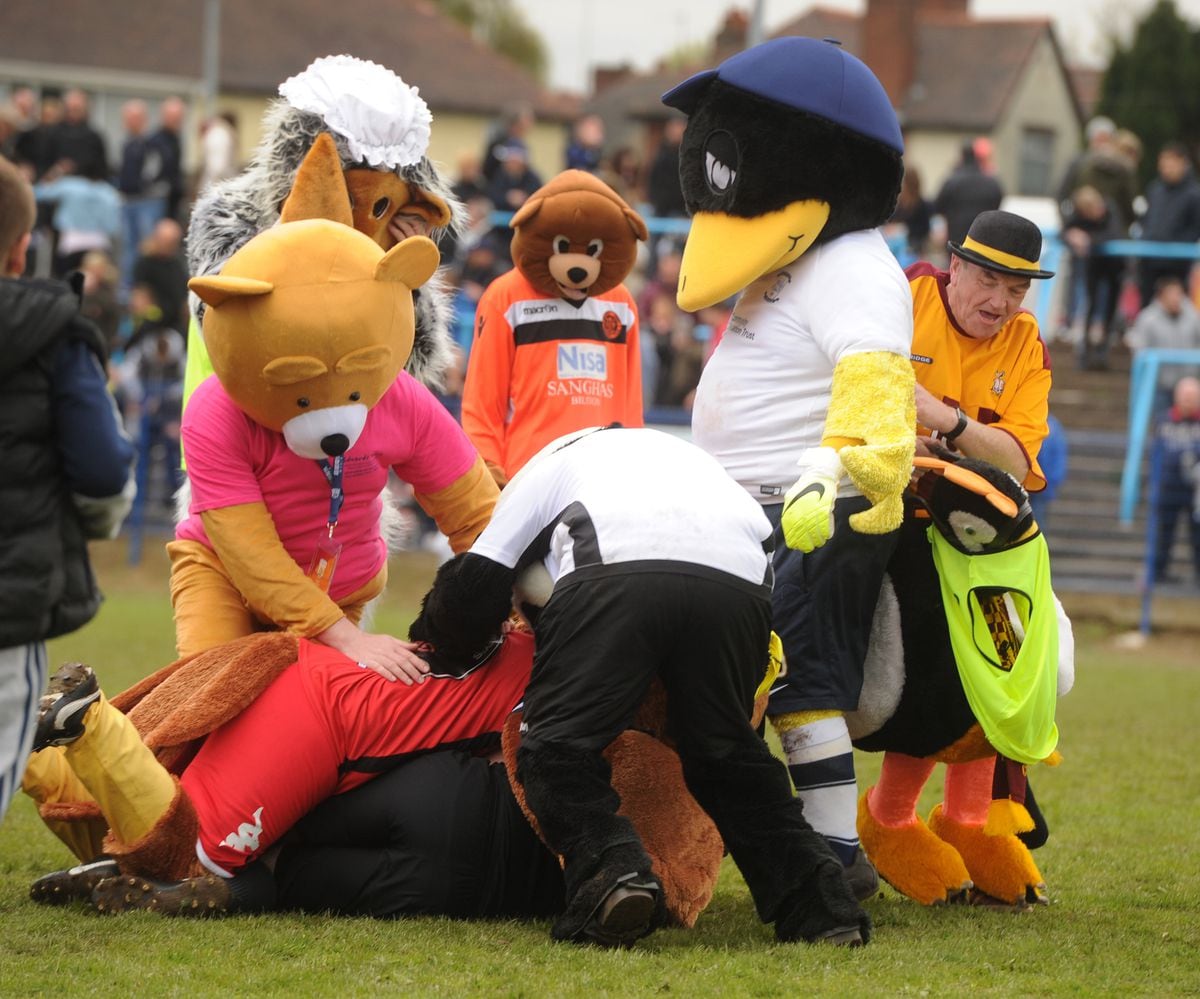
left=30, top=857, right=120, bottom=905
left=91, top=873, right=233, bottom=917
left=585, top=881, right=659, bottom=948
left=553, top=869, right=661, bottom=948
left=775, top=860, right=872, bottom=946
left=811, top=924, right=866, bottom=946
left=33, top=662, right=100, bottom=751
left=844, top=846, right=881, bottom=901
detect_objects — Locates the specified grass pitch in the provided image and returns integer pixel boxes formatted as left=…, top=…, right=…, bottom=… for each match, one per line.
left=0, top=540, right=1197, bottom=997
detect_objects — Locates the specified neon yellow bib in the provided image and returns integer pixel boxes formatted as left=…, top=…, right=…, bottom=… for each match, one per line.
left=928, top=529, right=1059, bottom=765
left=179, top=316, right=216, bottom=469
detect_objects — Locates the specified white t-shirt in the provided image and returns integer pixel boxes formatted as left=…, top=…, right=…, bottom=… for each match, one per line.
left=691, top=229, right=913, bottom=501
left=470, top=427, right=773, bottom=592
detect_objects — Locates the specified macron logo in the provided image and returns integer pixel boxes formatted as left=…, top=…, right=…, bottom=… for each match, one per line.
left=221, top=806, right=265, bottom=854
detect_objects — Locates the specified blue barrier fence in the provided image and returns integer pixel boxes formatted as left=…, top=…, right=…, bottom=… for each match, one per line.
left=1119, top=346, right=1200, bottom=524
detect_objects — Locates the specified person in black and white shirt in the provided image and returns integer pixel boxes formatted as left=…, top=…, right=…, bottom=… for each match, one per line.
left=409, top=426, right=870, bottom=949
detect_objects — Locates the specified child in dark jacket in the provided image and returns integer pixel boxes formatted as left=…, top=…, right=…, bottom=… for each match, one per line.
left=0, top=156, right=134, bottom=822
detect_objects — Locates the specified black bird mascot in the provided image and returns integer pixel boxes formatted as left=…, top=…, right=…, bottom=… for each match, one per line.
left=664, top=36, right=916, bottom=903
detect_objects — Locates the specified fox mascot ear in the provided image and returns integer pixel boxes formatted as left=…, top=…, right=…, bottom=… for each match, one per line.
left=279, top=132, right=354, bottom=227
left=376, top=235, right=440, bottom=289
left=189, top=275, right=274, bottom=309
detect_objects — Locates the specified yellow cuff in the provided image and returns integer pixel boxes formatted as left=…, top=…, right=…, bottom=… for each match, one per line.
left=414, top=455, right=500, bottom=553
left=825, top=351, right=915, bottom=534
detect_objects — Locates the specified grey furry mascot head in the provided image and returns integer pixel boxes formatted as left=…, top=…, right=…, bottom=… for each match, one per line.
left=186, top=55, right=465, bottom=388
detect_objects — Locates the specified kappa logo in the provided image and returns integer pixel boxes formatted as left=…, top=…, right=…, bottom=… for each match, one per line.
left=221, top=806, right=265, bottom=854
left=991, top=369, right=1006, bottom=396
left=556, top=343, right=608, bottom=380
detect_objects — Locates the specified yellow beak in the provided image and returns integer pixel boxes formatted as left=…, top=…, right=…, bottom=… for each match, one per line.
left=676, top=201, right=831, bottom=312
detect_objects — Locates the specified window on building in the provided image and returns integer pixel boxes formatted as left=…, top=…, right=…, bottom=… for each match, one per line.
left=1018, top=127, right=1056, bottom=196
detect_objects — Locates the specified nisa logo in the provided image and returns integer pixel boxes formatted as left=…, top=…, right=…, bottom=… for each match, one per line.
left=557, top=343, right=608, bottom=380
left=221, top=806, right=265, bottom=854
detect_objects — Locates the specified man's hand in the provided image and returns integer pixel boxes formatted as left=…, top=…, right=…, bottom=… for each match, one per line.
left=781, top=447, right=843, bottom=552
left=388, top=212, right=432, bottom=244
left=914, top=382, right=955, bottom=436
left=315, top=617, right=431, bottom=685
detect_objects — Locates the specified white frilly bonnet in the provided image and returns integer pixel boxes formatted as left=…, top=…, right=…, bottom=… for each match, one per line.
left=278, top=54, right=432, bottom=169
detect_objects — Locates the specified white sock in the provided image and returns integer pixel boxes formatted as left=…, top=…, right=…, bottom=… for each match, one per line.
left=778, top=716, right=859, bottom=866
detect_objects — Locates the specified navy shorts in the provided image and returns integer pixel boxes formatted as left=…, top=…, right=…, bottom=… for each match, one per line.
left=765, top=496, right=900, bottom=714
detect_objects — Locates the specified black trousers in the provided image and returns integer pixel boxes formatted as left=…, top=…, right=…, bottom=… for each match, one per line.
left=517, top=569, right=847, bottom=926
left=766, top=496, right=900, bottom=714
left=274, top=750, right=564, bottom=919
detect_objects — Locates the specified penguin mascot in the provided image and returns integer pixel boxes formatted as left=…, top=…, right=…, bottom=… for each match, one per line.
left=664, top=36, right=915, bottom=901
left=849, top=447, right=1072, bottom=908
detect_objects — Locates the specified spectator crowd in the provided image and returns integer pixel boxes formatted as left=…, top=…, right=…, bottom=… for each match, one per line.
left=6, top=82, right=1200, bottom=587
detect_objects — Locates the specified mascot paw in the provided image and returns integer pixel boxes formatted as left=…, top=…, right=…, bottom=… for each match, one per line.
left=928, top=804, right=1047, bottom=908
left=846, top=491, right=904, bottom=535
left=857, top=790, right=972, bottom=905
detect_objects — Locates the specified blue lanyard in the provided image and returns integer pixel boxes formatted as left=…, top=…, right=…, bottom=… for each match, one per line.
left=316, top=455, right=345, bottom=536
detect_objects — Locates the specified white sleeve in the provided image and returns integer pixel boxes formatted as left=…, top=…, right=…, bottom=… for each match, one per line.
left=807, top=249, right=913, bottom=363
left=469, top=458, right=561, bottom=569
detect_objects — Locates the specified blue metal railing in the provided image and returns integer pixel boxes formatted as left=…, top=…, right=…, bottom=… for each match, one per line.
left=1119, top=346, right=1200, bottom=524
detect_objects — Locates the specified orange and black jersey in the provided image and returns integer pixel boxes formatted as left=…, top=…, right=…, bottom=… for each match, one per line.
left=462, top=268, right=642, bottom=482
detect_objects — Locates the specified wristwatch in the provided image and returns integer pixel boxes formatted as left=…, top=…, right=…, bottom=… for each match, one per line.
left=942, top=407, right=969, bottom=444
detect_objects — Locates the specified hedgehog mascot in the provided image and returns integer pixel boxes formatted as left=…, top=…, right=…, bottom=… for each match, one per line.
left=664, top=36, right=915, bottom=902
left=184, top=54, right=463, bottom=397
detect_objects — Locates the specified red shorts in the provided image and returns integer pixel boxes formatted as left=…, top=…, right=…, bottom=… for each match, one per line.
left=182, top=632, right=532, bottom=875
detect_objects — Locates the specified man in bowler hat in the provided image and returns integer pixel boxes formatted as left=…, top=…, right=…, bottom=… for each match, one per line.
left=907, top=209, right=1056, bottom=491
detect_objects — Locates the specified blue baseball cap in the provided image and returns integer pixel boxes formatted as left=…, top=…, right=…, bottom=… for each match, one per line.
left=662, top=36, right=903, bottom=154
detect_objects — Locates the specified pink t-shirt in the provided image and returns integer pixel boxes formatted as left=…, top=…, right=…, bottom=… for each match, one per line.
left=178, top=373, right=477, bottom=600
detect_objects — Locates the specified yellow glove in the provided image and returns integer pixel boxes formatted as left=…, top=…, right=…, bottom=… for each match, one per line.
left=781, top=446, right=843, bottom=552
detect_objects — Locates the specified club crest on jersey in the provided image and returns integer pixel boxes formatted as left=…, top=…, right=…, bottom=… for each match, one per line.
left=557, top=343, right=608, bottom=380
left=601, top=310, right=624, bottom=340
left=991, top=369, right=1006, bottom=396
left=764, top=270, right=791, bottom=303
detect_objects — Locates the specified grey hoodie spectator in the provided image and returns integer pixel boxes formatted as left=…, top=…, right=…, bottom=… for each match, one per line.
left=1126, top=275, right=1200, bottom=412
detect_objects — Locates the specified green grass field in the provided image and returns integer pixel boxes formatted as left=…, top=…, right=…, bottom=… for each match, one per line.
left=1, top=540, right=1198, bottom=997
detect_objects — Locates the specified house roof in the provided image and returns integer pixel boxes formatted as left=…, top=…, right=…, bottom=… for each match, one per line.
left=591, top=5, right=1078, bottom=134
left=585, top=64, right=695, bottom=123
left=1068, top=65, right=1103, bottom=121
left=0, top=0, right=569, bottom=119
left=775, top=8, right=1077, bottom=132
left=772, top=7, right=862, bottom=50
left=904, top=17, right=1060, bottom=130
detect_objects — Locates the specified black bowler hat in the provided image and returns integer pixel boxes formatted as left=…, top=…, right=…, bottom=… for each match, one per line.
left=948, top=210, right=1054, bottom=279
